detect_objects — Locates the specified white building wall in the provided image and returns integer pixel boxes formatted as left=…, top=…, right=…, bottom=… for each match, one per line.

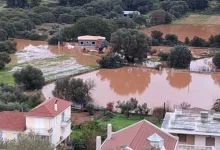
left=195, top=135, right=206, bottom=146
left=214, top=136, right=220, bottom=147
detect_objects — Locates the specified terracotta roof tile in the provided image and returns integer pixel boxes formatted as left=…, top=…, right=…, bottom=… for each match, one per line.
left=101, top=120, right=178, bottom=150
left=26, top=97, right=72, bottom=117
left=0, top=111, right=26, bottom=131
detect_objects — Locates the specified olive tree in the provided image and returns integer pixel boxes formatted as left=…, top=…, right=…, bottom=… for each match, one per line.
left=213, top=52, right=220, bottom=69
left=110, top=28, right=151, bottom=63
left=168, top=45, right=192, bottom=69
left=116, top=97, right=138, bottom=117
left=0, top=52, right=11, bottom=69
left=13, top=65, right=45, bottom=90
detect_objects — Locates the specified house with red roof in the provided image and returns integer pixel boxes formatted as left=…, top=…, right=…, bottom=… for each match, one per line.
left=0, top=97, right=72, bottom=148
left=96, top=120, right=179, bottom=150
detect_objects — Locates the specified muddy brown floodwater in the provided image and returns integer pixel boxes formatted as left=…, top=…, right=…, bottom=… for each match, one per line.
left=42, top=67, right=220, bottom=110
left=142, top=24, right=220, bottom=42
left=16, top=39, right=100, bottom=65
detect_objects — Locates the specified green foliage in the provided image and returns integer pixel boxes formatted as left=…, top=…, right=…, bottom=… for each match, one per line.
left=209, top=34, right=220, bottom=48
left=48, top=35, right=59, bottom=45
left=213, top=52, right=220, bottom=69
left=186, top=0, right=208, bottom=11
left=151, top=30, right=163, bottom=43
left=98, top=53, right=123, bottom=68
left=113, top=17, right=137, bottom=29
left=0, top=52, right=11, bottom=69
left=71, top=138, right=86, bottom=150
left=132, top=14, right=146, bottom=27
left=111, top=28, right=151, bottom=63
left=190, top=36, right=207, bottom=47
left=17, top=30, right=48, bottom=41
left=13, top=65, right=45, bottom=90
left=74, top=16, right=115, bottom=41
left=40, top=12, right=56, bottom=23
left=212, top=99, right=220, bottom=112
left=0, top=40, right=17, bottom=54
left=85, top=102, right=95, bottom=115
left=53, top=78, right=95, bottom=108
left=185, top=37, right=190, bottom=44
left=0, top=133, right=53, bottom=150
left=0, top=83, right=41, bottom=111
left=0, top=29, right=8, bottom=41
left=150, top=10, right=173, bottom=25
left=168, top=45, right=192, bottom=69
left=158, top=51, right=170, bottom=61
left=57, top=14, right=74, bottom=24
left=116, top=98, right=138, bottom=117
left=164, top=33, right=179, bottom=46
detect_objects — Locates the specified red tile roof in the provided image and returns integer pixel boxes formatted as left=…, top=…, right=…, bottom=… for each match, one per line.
left=0, top=111, right=26, bottom=131
left=101, top=120, right=178, bottom=150
left=26, top=97, right=72, bottom=117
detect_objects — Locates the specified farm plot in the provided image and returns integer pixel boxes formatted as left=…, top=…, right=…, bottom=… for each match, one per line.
left=11, top=44, right=91, bottom=82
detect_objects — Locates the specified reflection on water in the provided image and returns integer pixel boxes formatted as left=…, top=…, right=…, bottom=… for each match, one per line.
left=42, top=67, right=220, bottom=110
left=166, top=70, right=192, bottom=89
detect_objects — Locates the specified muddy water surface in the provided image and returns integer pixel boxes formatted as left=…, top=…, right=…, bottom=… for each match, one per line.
left=42, top=67, right=220, bottom=110
left=143, top=24, right=220, bottom=42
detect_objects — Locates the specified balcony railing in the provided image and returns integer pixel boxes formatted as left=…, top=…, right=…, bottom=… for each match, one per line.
left=178, top=144, right=220, bottom=150
left=61, top=117, right=71, bottom=127
left=26, top=127, right=53, bottom=135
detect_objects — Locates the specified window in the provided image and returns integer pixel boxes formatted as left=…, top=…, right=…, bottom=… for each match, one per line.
left=92, top=41, right=95, bottom=45
left=80, top=41, right=83, bottom=45
left=1, top=132, right=5, bottom=141
left=13, top=133, right=18, bottom=140
left=178, top=134, right=186, bottom=142
left=206, top=137, right=215, bottom=146
left=86, top=41, right=89, bottom=44
left=62, top=112, right=65, bottom=122
left=40, top=135, right=50, bottom=141
left=35, top=118, right=44, bottom=133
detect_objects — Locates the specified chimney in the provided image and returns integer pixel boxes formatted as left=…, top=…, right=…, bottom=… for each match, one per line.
left=201, top=111, right=209, bottom=123
left=55, top=100, right=58, bottom=111
left=107, top=124, right=112, bottom=140
left=96, top=136, right=101, bottom=150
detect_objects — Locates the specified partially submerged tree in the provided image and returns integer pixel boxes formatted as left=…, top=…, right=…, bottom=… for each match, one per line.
left=213, top=52, right=220, bottom=69
left=168, top=45, right=192, bottom=69
left=53, top=78, right=95, bottom=108
left=116, top=98, right=138, bottom=117
left=111, top=28, right=151, bottom=63
left=13, top=65, right=45, bottom=90
left=98, top=53, right=123, bottom=68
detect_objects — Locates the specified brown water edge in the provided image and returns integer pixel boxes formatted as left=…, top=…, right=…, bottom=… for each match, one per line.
left=142, top=24, right=220, bottom=42
left=15, top=39, right=101, bottom=65
left=74, top=67, right=220, bottom=110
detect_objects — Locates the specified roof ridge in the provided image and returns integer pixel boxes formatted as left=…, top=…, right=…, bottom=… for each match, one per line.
left=128, top=120, right=145, bottom=147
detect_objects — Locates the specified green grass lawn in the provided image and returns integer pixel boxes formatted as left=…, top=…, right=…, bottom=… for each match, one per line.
left=0, top=65, right=14, bottom=85
left=96, top=113, right=161, bottom=132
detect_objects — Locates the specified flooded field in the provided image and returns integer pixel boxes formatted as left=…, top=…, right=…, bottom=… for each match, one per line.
left=42, top=67, right=220, bottom=110
left=142, top=24, right=220, bottom=41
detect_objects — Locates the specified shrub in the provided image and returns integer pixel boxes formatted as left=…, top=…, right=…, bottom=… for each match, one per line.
left=158, top=51, right=170, bottom=61
left=151, top=30, right=163, bottom=43
left=185, top=37, right=190, bottom=44
left=40, top=12, right=56, bottom=23
left=0, top=61, right=5, bottom=69
left=164, top=34, right=178, bottom=46
left=98, top=53, right=123, bottom=68
left=17, top=30, right=48, bottom=40
left=213, top=52, right=220, bottom=69
left=0, top=52, right=11, bottom=69
left=85, top=102, right=95, bottom=115
left=0, top=40, right=17, bottom=54
left=190, top=36, right=207, bottom=47
left=13, top=65, right=45, bottom=90
left=168, top=45, right=192, bottom=69
left=57, top=14, right=74, bottom=24
left=48, top=35, right=59, bottom=45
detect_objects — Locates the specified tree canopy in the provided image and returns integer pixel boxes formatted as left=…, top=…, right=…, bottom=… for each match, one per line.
left=110, top=28, right=151, bottom=63
left=168, top=45, right=192, bottom=69
left=0, top=52, right=11, bottom=69
left=213, top=52, right=220, bottom=69
left=13, top=65, right=45, bottom=90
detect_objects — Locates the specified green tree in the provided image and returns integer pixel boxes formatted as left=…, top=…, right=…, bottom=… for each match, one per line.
left=186, top=0, right=208, bottom=11
left=53, top=78, right=95, bottom=108
left=13, top=65, right=45, bottom=90
left=116, top=97, right=138, bottom=117
left=190, top=36, right=207, bottom=47
left=0, top=133, right=53, bottom=150
left=0, top=52, right=11, bottom=69
left=110, top=28, right=151, bottom=63
left=57, top=14, right=74, bottom=24
left=74, top=16, right=115, bottom=41
left=0, top=29, right=8, bottom=41
left=213, top=52, right=220, bottom=69
left=151, top=30, right=163, bottom=43
left=0, top=40, right=17, bottom=54
left=132, top=14, right=146, bottom=27
left=185, top=37, right=190, bottom=44
left=212, top=99, right=220, bottom=112
left=113, top=17, right=137, bottom=29
left=40, top=12, right=56, bottom=23
left=164, top=34, right=178, bottom=46
left=168, top=45, right=192, bottom=69
left=69, top=0, right=93, bottom=6
left=98, top=53, right=122, bottom=68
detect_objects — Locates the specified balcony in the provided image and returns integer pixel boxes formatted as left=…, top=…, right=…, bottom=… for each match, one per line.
left=25, top=127, right=53, bottom=135
left=61, top=117, right=71, bottom=128
left=178, top=144, right=220, bottom=150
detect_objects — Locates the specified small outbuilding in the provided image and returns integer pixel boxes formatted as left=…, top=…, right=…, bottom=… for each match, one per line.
left=123, top=11, right=140, bottom=17
left=77, top=35, right=106, bottom=47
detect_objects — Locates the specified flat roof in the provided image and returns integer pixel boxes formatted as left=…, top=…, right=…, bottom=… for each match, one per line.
left=78, top=35, right=105, bottom=41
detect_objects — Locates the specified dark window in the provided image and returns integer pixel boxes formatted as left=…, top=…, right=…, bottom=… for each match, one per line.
left=92, top=42, right=95, bottom=45
left=206, top=137, right=215, bottom=146
left=178, top=134, right=186, bottom=142
left=86, top=41, right=89, bottom=44
left=80, top=41, right=83, bottom=44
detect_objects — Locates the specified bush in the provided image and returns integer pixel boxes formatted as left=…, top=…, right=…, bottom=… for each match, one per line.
left=48, top=35, right=59, bottom=45
left=213, top=52, right=220, bottom=69
left=151, top=30, right=163, bottom=43
left=158, top=51, right=170, bottom=61
left=0, top=52, right=11, bottom=69
left=190, top=36, right=207, bottom=47
left=98, top=53, right=123, bottom=68
left=0, top=61, right=5, bottom=69
left=13, top=65, right=45, bottom=90
left=40, top=12, right=56, bottom=23
left=168, top=45, right=192, bottom=69
left=164, top=34, right=178, bottom=46
left=106, top=102, right=114, bottom=112
left=17, top=30, right=48, bottom=40
left=185, top=37, right=190, bottom=44
left=85, top=103, right=95, bottom=115
left=57, top=14, right=74, bottom=24
left=0, top=40, right=17, bottom=54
